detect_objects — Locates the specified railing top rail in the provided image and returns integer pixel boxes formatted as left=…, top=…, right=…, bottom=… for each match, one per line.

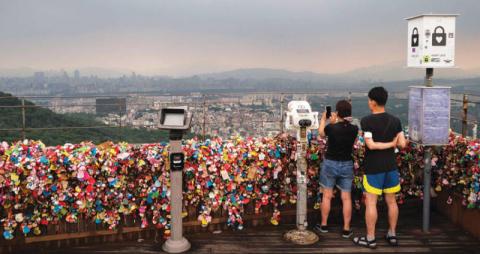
left=0, top=91, right=361, bottom=100
left=0, top=91, right=476, bottom=99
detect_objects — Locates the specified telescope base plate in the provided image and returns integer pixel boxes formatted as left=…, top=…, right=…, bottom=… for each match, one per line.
left=284, top=229, right=319, bottom=245
left=162, top=237, right=191, bottom=253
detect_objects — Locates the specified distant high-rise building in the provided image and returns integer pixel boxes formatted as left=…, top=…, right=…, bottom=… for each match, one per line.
left=74, top=70, right=80, bottom=81
left=96, top=98, right=127, bottom=116
left=33, top=72, right=45, bottom=84
left=61, top=70, right=69, bottom=81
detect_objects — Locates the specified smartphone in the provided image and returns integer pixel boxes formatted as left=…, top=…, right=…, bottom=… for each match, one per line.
left=326, top=105, right=332, bottom=119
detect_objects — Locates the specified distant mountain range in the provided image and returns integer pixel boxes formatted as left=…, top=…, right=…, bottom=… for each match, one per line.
left=337, top=61, right=480, bottom=82
left=197, top=68, right=340, bottom=82
left=1, top=62, right=479, bottom=82
left=196, top=62, right=480, bottom=83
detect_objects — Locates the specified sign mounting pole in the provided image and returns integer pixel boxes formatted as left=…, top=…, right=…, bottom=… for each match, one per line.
left=423, top=67, right=433, bottom=233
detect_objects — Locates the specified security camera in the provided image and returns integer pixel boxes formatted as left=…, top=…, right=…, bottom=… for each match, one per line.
left=284, top=101, right=319, bottom=131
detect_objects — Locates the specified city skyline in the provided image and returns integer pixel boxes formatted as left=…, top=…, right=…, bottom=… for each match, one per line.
left=1, top=0, right=480, bottom=76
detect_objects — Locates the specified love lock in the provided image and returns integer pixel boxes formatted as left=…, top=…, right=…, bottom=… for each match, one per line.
left=411, top=27, right=419, bottom=47
left=432, top=26, right=447, bottom=46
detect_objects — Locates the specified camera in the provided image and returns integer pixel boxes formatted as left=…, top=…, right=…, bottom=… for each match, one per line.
left=284, top=101, right=319, bottom=130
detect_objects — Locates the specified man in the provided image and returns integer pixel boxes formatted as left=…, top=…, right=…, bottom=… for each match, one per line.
left=353, top=86, right=407, bottom=249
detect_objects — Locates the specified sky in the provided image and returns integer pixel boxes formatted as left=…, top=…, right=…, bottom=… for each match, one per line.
left=0, top=0, right=479, bottom=76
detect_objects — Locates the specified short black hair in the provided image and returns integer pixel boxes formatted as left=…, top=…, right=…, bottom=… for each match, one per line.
left=336, top=100, right=352, bottom=118
left=368, top=86, right=388, bottom=106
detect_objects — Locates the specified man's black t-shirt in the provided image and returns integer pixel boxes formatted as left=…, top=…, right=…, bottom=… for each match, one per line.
left=360, top=112, right=402, bottom=174
left=324, top=122, right=359, bottom=161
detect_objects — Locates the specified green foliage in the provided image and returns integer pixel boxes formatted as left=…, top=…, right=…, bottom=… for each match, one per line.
left=0, top=92, right=171, bottom=145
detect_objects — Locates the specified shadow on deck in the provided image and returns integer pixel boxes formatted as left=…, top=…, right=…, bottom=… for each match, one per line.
left=21, top=201, right=480, bottom=254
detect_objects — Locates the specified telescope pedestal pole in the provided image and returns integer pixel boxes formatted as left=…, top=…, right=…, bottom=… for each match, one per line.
left=284, top=128, right=319, bottom=245
left=162, top=138, right=191, bottom=253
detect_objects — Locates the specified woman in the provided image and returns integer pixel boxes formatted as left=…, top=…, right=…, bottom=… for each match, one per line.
left=315, top=100, right=358, bottom=238
left=315, top=100, right=395, bottom=238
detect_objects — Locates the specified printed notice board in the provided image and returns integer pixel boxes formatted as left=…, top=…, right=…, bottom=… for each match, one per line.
left=408, top=86, right=451, bottom=145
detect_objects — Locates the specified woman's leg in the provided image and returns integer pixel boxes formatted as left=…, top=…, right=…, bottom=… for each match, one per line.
left=319, top=159, right=335, bottom=227
left=341, top=191, right=352, bottom=230
left=337, top=161, right=354, bottom=231
left=321, top=188, right=334, bottom=226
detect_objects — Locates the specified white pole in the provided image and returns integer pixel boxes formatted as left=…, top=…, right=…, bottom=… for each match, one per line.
left=296, top=127, right=308, bottom=230
left=473, top=124, right=477, bottom=139
left=162, top=135, right=191, bottom=253
left=283, top=126, right=318, bottom=245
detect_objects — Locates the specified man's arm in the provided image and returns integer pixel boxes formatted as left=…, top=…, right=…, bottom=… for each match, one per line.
left=364, top=134, right=397, bottom=150
left=360, top=117, right=394, bottom=150
left=395, top=131, right=407, bottom=149
left=394, top=119, right=407, bottom=149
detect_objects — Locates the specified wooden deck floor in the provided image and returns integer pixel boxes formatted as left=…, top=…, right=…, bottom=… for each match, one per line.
left=25, top=202, right=480, bottom=254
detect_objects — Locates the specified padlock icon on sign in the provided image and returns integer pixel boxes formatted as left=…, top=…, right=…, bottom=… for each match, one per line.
left=423, top=55, right=430, bottom=63
left=411, top=27, right=419, bottom=47
left=432, top=26, right=446, bottom=46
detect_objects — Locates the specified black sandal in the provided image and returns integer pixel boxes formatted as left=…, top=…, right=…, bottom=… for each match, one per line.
left=352, top=236, right=377, bottom=249
left=385, top=234, right=398, bottom=246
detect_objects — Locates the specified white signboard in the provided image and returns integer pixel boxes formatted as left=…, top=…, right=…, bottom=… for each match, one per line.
left=408, top=86, right=451, bottom=145
left=406, top=14, right=457, bottom=68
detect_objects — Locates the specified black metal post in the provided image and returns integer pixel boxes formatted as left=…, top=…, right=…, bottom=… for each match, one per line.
left=423, top=67, right=434, bottom=233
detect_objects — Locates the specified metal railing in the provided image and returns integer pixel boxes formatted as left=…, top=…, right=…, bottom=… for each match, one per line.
left=0, top=91, right=478, bottom=143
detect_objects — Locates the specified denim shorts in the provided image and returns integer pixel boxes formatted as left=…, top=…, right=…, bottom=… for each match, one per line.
left=319, top=159, right=354, bottom=192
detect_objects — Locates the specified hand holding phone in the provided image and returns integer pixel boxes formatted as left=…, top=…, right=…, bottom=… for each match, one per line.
left=326, top=106, right=332, bottom=119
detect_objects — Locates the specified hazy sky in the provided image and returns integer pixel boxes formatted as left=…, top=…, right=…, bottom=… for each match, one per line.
left=0, top=0, right=479, bottom=76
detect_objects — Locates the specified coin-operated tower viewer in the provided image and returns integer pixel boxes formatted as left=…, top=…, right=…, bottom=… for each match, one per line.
left=284, top=101, right=320, bottom=244
left=159, top=107, right=192, bottom=253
